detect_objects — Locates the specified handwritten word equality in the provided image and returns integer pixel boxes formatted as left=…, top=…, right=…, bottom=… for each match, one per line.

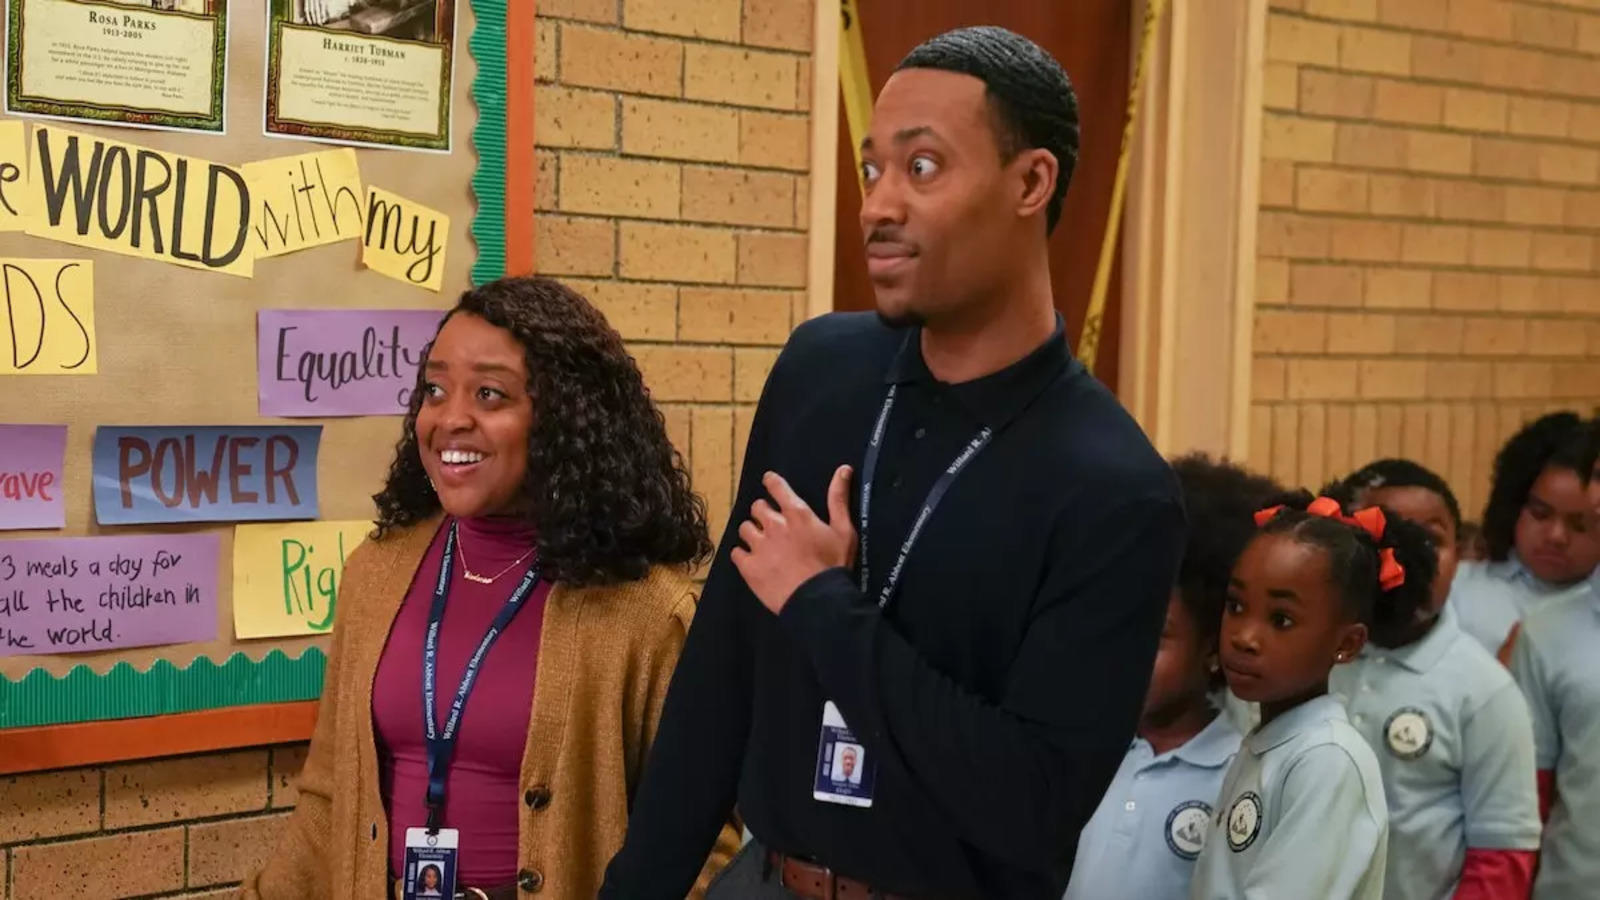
left=258, top=310, right=440, bottom=417
left=275, top=324, right=427, bottom=404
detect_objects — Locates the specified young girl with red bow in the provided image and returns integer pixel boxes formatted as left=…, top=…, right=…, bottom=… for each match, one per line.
left=1189, top=492, right=1436, bottom=900
left=1326, top=460, right=1541, bottom=900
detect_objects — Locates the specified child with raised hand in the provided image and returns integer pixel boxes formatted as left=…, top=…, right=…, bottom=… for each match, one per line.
left=1508, top=427, right=1600, bottom=900
left=1455, top=412, right=1600, bottom=658
left=1065, top=455, right=1278, bottom=900
left=1190, top=491, right=1436, bottom=900
left=1328, top=459, right=1541, bottom=900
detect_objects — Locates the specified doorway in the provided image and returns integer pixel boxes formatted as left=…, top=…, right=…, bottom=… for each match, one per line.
left=832, top=3, right=1132, bottom=388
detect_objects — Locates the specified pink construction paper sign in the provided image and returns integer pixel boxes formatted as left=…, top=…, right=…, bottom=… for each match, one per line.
left=0, top=425, right=68, bottom=530
left=258, top=309, right=443, bottom=417
left=0, top=532, right=220, bottom=656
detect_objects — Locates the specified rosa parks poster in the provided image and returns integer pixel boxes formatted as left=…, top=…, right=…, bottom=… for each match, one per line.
left=5, top=0, right=229, bottom=134
left=265, top=0, right=456, bottom=151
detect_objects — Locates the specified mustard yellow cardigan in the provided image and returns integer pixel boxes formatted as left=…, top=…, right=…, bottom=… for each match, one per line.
left=241, top=516, right=738, bottom=899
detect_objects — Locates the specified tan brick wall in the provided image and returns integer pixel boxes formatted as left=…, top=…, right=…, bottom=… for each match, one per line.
left=0, top=747, right=300, bottom=898
left=1254, top=0, right=1600, bottom=518
left=539, top=0, right=814, bottom=544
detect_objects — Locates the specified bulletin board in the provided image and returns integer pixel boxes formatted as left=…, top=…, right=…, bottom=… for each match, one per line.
left=0, top=0, right=536, bottom=773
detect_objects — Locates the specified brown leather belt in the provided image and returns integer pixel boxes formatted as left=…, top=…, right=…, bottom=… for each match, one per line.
left=766, top=850, right=914, bottom=900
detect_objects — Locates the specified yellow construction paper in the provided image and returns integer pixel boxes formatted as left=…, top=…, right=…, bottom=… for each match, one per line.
left=361, top=185, right=448, bottom=292
left=0, top=258, right=96, bottom=375
left=0, top=122, right=28, bottom=231
left=232, top=520, right=370, bottom=639
left=24, top=125, right=254, bottom=277
left=240, top=149, right=366, bottom=259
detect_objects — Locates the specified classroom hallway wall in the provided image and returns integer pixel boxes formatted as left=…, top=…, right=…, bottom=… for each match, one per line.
left=0, top=0, right=815, bottom=895
left=8, top=0, right=1600, bottom=895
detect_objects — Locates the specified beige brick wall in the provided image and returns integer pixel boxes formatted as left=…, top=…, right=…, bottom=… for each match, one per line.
left=539, top=0, right=814, bottom=543
left=1, top=4, right=815, bottom=895
left=1253, top=0, right=1600, bottom=517
left=0, top=747, right=302, bottom=898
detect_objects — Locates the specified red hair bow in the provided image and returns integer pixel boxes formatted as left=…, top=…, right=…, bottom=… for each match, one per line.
left=1254, top=497, right=1407, bottom=591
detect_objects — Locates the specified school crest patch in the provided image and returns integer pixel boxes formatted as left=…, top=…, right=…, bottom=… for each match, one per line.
left=1226, top=792, right=1262, bottom=852
left=1165, top=800, right=1211, bottom=859
left=1385, top=707, right=1433, bottom=760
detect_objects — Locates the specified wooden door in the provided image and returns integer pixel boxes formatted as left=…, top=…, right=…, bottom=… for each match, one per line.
left=832, top=2, right=1131, bottom=388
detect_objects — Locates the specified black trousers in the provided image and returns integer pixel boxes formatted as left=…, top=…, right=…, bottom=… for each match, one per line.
left=706, top=840, right=804, bottom=899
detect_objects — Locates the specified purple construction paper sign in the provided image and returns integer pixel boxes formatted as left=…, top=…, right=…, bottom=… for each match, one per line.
left=258, top=309, right=443, bottom=417
left=0, top=425, right=68, bottom=531
left=0, top=532, right=220, bottom=656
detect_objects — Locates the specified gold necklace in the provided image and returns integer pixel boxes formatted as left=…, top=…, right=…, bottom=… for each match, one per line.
left=457, top=538, right=536, bottom=584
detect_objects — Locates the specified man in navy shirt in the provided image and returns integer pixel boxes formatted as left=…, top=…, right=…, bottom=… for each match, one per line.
left=602, top=26, right=1185, bottom=899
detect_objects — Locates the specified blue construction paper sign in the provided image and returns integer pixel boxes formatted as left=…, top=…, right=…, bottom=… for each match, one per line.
left=92, top=426, right=322, bottom=525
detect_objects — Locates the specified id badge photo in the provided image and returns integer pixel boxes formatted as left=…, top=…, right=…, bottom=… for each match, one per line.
left=403, top=827, right=459, bottom=900
left=813, top=700, right=877, bottom=807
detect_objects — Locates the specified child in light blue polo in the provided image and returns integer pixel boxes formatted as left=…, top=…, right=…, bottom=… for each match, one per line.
left=1511, top=569, right=1600, bottom=898
left=1452, top=558, right=1589, bottom=658
left=1452, top=413, right=1600, bottom=657
left=1330, top=460, right=1541, bottom=900
left=1064, top=455, right=1272, bottom=899
left=1191, top=492, right=1422, bottom=900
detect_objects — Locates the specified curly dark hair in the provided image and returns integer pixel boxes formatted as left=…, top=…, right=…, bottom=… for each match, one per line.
left=372, top=276, right=713, bottom=586
left=897, top=26, right=1079, bottom=233
left=1326, top=458, right=1462, bottom=532
left=1256, top=491, right=1438, bottom=648
left=1170, top=454, right=1283, bottom=688
left=1480, top=412, right=1599, bottom=563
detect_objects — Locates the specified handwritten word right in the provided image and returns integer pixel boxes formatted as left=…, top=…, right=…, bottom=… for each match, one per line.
left=232, top=520, right=369, bottom=638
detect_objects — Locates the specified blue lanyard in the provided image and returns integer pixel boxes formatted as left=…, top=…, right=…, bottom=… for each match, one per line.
left=857, top=384, right=993, bottom=610
left=422, top=521, right=541, bottom=831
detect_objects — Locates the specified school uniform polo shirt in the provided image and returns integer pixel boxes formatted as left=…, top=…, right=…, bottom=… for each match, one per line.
left=1064, top=712, right=1242, bottom=900
left=1189, top=695, right=1388, bottom=900
left=1450, top=558, right=1588, bottom=655
left=1330, top=606, right=1542, bottom=900
left=1510, top=588, right=1600, bottom=900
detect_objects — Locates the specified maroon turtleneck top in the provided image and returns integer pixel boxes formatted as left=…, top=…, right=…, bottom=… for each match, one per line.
left=372, top=516, right=551, bottom=884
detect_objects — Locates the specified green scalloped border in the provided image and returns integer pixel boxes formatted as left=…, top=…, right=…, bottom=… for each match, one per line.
left=468, top=0, right=508, bottom=287
left=0, top=648, right=327, bottom=729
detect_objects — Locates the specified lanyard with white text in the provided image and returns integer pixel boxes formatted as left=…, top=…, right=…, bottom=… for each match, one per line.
left=422, top=521, right=541, bottom=832
left=857, top=384, right=993, bottom=610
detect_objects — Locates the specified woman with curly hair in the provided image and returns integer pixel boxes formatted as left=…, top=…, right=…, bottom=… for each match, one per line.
left=244, top=277, right=739, bottom=900
left=1452, top=412, right=1600, bottom=659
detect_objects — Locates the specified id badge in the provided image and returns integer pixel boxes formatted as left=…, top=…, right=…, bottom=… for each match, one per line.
left=813, top=700, right=876, bottom=807
left=403, top=827, right=459, bottom=900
